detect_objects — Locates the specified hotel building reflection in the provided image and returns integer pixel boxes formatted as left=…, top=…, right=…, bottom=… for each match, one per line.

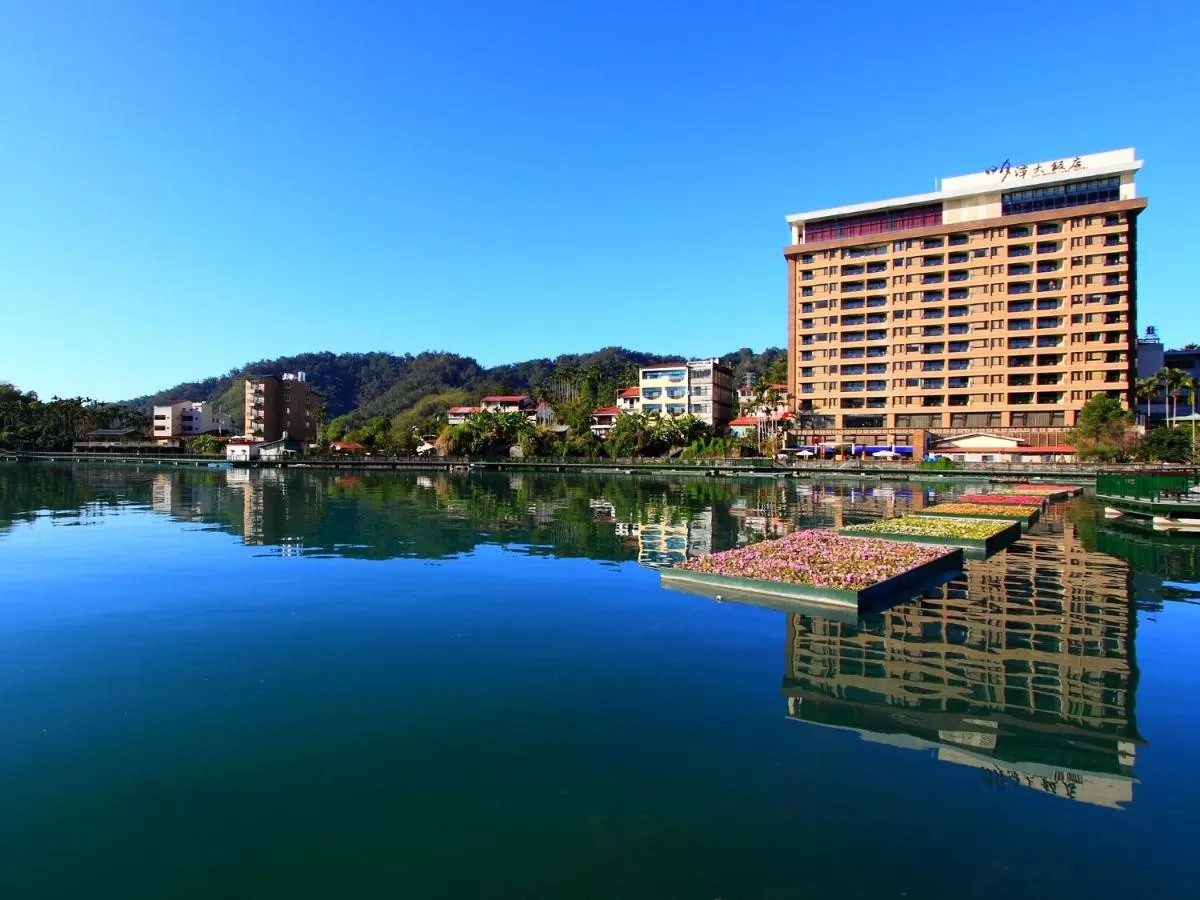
left=783, top=507, right=1142, bottom=808
left=635, top=508, right=715, bottom=568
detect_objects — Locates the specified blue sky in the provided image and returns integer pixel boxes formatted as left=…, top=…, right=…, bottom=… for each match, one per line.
left=2, top=0, right=1197, bottom=400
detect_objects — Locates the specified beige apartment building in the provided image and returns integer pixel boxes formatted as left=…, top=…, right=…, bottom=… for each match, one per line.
left=244, top=372, right=321, bottom=444
left=637, top=359, right=735, bottom=428
left=784, top=148, right=1146, bottom=452
left=152, top=400, right=213, bottom=445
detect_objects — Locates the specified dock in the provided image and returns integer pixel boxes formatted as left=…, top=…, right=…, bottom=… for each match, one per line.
left=1096, top=469, right=1200, bottom=530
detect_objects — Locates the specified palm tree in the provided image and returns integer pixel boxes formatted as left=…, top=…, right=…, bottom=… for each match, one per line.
left=1182, top=374, right=1199, bottom=453
left=1135, top=376, right=1161, bottom=426
left=1163, top=367, right=1188, bottom=426
left=778, top=417, right=794, bottom=450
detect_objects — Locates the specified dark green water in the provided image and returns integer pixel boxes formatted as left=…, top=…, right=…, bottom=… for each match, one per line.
left=0, top=463, right=1196, bottom=899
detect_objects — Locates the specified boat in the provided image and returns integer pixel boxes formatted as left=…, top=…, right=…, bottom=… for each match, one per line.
left=1095, top=468, right=1200, bottom=532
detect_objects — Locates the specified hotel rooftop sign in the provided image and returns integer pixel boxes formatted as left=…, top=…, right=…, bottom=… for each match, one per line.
left=983, top=156, right=1085, bottom=183
left=787, top=148, right=1142, bottom=226
left=939, top=148, right=1138, bottom=194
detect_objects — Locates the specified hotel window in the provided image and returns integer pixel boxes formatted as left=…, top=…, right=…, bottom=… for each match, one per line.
left=1002, top=176, right=1121, bottom=215
left=804, top=206, right=943, bottom=242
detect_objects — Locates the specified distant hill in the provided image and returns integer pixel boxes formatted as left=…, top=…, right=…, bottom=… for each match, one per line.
left=127, top=346, right=787, bottom=431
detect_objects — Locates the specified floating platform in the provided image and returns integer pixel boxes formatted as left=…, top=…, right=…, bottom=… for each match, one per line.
left=1096, top=469, right=1200, bottom=529
left=916, top=502, right=1040, bottom=530
left=1006, top=483, right=1083, bottom=500
left=959, top=493, right=1048, bottom=508
left=659, top=531, right=963, bottom=610
left=838, top=516, right=1021, bottom=559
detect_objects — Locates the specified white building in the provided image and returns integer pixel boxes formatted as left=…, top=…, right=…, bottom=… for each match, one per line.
left=479, top=395, right=535, bottom=414
left=225, top=439, right=259, bottom=462
left=153, top=400, right=214, bottom=445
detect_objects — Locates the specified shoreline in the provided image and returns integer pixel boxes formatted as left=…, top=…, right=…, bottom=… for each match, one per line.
left=1, top=451, right=1098, bottom=483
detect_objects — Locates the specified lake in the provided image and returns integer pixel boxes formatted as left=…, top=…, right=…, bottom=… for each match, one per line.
left=1, top=463, right=1197, bottom=899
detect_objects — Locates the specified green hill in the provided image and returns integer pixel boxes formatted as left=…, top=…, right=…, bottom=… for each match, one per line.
left=127, top=346, right=787, bottom=433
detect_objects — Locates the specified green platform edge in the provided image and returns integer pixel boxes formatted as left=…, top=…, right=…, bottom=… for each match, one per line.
left=659, top=546, right=964, bottom=610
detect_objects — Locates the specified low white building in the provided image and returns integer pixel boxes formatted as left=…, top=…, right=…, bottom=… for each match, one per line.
left=929, top=432, right=1076, bottom=463
left=479, top=395, right=535, bottom=414
left=224, top=437, right=304, bottom=461
left=259, top=438, right=303, bottom=460
left=225, top=439, right=259, bottom=462
left=447, top=405, right=479, bottom=426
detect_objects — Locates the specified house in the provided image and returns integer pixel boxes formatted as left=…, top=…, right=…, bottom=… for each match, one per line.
left=72, top=427, right=163, bottom=454
left=591, top=407, right=621, bottom=440
left=728, top=416, right=761, bottom=438
left=616, top=387, right=641, bottom=413
left=447, top=406, right=480, bottom=426
left=331, top=440, right=367, bottom=456
left=479, top=395, right=535, bottom=414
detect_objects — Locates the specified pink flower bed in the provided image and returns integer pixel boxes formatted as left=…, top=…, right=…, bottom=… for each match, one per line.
left=959, top=494, right=1046, bottom=505
left=1009, top=484, right=1078, bottom=494
left=675, top=529, right=949, bottom=591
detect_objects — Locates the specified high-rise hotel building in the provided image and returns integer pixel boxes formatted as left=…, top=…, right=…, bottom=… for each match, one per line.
left=784, top=148, right=1145, bottom=450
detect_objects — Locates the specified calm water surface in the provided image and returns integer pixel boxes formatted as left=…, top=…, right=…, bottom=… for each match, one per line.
left=0, top=463, right=1197, bottom=899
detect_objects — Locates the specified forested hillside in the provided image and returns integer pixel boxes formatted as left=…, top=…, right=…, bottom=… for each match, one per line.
left=127, top=346, right=788, bottom=433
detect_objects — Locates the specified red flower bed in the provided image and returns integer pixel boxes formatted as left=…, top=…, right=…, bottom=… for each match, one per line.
left=1010, top=484, right=1079, bottom=494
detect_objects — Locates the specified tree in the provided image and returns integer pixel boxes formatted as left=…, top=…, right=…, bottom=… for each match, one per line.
left=606, top=412, right=659, bottom=458
left=188, top=434, right=219, bottom=455
left=1135, top=376, right=1161, bottom=425
left=437, top=409, right=534, bottom=457
left=1137, top=427, right=1193, bottom=464
left=1182, top=374, right=1199, bottom=452
left=1069, top=394, right=1134, bottom=461
left=1162, top=367, right=1188, bottom=425
left=778, top=417, right=795, bottom=448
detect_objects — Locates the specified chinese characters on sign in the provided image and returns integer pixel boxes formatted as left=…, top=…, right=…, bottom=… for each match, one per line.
left=984, top=764, right=1083, bottom=800
left=986, top=157, right=1085, bottom=183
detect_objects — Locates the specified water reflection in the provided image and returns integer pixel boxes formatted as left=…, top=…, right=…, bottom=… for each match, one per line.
left=784, top=506, right=1142, bottom=808
left=3, top=462, right=1194, bottom=815
left=7, top=465, right=967, bottom=562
